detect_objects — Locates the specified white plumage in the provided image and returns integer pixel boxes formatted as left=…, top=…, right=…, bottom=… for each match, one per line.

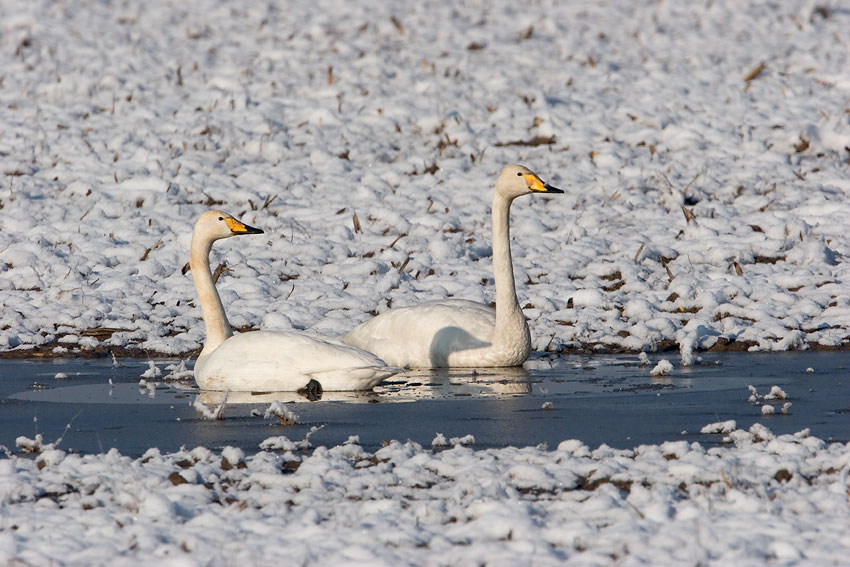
left=190, top=210, right=396, bottom=391
left=344, top=165, right=563, bottom=368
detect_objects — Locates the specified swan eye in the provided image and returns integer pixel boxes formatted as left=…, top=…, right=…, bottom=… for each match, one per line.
left=516, top=172, right=523, bottom=176
left=218, top=216, right=224, bottom=221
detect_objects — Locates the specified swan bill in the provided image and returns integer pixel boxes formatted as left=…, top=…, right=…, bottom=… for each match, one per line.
left=225, top=217, right=264, bottom=235
left=522, top=173, right=564, bottom=194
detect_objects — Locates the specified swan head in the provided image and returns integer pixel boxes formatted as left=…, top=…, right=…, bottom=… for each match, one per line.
left=495, top=165, right=563, bottom=200
left=194, top=210, right=264, bottom=242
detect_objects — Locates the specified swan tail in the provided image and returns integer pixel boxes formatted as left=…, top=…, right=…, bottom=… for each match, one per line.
left=309, top=365, right=399, bottom=391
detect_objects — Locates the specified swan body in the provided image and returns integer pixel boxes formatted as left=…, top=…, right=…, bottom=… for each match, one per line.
left=190, top=210, right=396, bottom=391
left=344, top=165, right=563, bottom=368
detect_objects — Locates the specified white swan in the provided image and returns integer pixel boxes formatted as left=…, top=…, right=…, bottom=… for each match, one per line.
left=344, top=164, right=563, bottom=368
left=190, top=210, right=397, bottom=392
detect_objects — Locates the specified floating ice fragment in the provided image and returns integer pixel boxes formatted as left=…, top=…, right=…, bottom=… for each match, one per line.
left=163, top=360, right=193, bottom=382
left=701, top=420, right=736, bottom=434
left=449, top=434, right=475, bottom=446
left=761, top=404, right=775, bottom=416
left=54, top=372, right=67, bottom=380
left=265, top=401, right=299, bottom=425
left=679, top=342, right=695, bottom=367
left=15, top=434, right=44, bottom=453
left=638, top=352, right=649, bottom=365
left=650, top=359, right=673, bottom=376
left=140, top=361, right=162, bottom=379
left=541, top=401, right=554, bottom=410
left=764, top=386, right=787, bottom=400
left=193, top=399, right=217, bottom=419
left=431, top=433, right=448, bottom=447
left=781, top=402, right=792, bottom=415
left=259, top=436, right=299, bottom=452
left=805, top=367, right=814, bottom=373
left=194, top=392, right=227, bottom=419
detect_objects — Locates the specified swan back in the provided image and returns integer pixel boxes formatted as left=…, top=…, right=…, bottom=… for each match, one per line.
left=195, top=331, right=396, bottom=391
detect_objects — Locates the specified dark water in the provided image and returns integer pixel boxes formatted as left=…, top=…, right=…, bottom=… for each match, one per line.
left=0, top=352, right=847, bottom=457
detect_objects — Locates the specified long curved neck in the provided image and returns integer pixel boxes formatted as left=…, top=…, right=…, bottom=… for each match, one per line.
left=190, top=234, right=232, bottom=357
left=490, top=192, right=527, bottom=345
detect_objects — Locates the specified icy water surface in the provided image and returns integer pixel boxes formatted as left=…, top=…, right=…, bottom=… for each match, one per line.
left=1, top=352, right=848, bottom=456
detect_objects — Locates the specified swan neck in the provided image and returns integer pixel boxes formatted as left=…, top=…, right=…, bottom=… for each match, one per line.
left=190, top=233, right=233, bottom=355
left=491, top=193, right=523, bottom=333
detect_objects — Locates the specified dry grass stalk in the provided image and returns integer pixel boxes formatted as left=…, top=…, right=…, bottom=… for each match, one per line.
left=743, top=61, right=766, bottom=82
left=140, top=240, right=164, bottom=262
left=390, top=16, right=405, bottom=35
left=263, top=194, right=278, bottom=209
left=388, top=233, right=406, bottom=248
left=495, top=135, right=556, bottom=147
left=212, top=262, right=229, bottom=284
left=352, top=213, right=361, bottom=233
left=732, top=261, right=744, bottom=276
left=661, top=257, right=674, bottom=282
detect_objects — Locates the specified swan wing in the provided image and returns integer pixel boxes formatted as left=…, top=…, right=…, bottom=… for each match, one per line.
left=196, top=331, right=397, bottom=391
left=343, top=299, right=496, bottom=367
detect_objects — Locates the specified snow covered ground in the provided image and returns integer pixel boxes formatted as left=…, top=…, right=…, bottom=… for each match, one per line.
left=2, top=424, right=850, bottom=566
left=1, top=0, right=849, bottom=360
left=2, top=0, right=850, bottom=564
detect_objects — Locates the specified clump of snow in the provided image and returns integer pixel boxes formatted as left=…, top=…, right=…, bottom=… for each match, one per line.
left=541, top=401, right=554, bottom=411
left=54, top=372, right=67, bottom=380
left=220, top=446, right=246, bottom=470
left=761, top=404, right=776, bottom=416
left=650, top=359, right=673, bottom=376
left=432, top=433, right=448, bottom=447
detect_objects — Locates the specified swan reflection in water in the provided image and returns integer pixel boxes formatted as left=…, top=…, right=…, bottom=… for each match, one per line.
left=193, top=365, right=531, bottom=408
